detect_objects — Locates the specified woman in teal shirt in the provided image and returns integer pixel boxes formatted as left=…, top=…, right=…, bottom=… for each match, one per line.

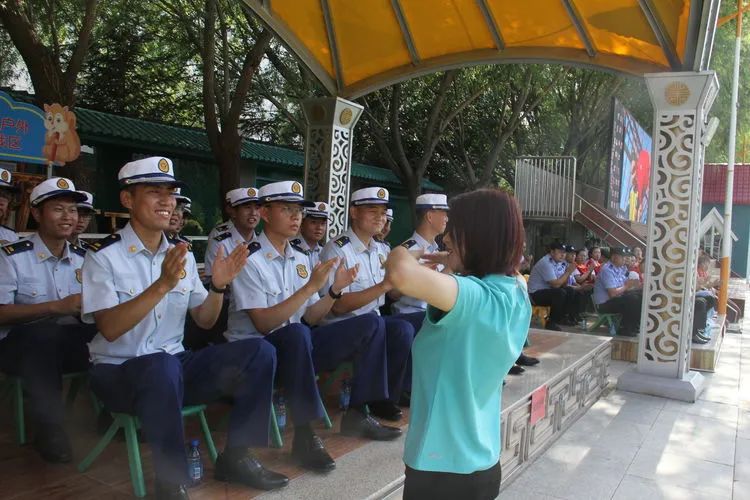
left=385, top=189, right=531, bottom=500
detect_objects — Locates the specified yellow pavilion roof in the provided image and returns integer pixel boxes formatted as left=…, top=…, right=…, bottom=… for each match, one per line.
left=243, top=0, right=720, bottom=97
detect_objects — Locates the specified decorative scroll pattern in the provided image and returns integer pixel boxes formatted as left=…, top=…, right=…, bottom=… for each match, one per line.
left=304, top=127, right=327, bottom=204
left=303, top=126, right=352, bottom=240
left=327, top=127, right=351, bottom=238
left=642, top=113, right=698, bottom=366
left=500, top=342, right=610, bottom=487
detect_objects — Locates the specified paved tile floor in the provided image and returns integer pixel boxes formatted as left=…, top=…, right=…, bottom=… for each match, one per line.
left=501, top=329, right=749, bottom=500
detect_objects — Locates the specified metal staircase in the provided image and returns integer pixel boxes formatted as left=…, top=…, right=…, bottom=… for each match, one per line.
left=572, top=194, right=645, bottom=249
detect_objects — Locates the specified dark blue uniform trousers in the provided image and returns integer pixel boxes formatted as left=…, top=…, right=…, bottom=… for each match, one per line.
left=89, top=339, right=275, bottom=485
left=264, top=313, right=389, bottom=417
left=390, top=312, right=425, bottom=393
left=0, top=322, right=96, bottom=428
left=263, top=323, right=326, bottom=425
left=382, top=315, right=417, bottom=403
left=311, top=313, right=389, bottom=407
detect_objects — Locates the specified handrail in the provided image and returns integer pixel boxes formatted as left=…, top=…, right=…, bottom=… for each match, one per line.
left=573, top=194, right=643, bottom=245
left=573, top=211, right=630, bottom=248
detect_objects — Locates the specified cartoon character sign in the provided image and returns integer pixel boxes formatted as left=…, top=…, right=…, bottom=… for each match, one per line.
left=42, top=103, right=81, bottom=165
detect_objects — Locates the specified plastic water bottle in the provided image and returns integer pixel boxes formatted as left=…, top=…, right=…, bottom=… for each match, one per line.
left=187, top=439, right=203, bottom=486
left=609, top=322, right=617, bottom=336
left=339, top=378, right=351, bottom=410
left=274, top=393, right=286, bottom=431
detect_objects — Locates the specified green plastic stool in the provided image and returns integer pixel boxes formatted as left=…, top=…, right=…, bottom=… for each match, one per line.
left=78, top=404, right=218, bottom=498
left=1, top=371, right=93, bottom=445
left=587, top=297, right=622, bottom=335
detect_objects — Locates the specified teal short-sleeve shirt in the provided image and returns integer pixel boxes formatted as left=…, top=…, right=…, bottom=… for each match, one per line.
left=403, top=273, right=531, bottom=473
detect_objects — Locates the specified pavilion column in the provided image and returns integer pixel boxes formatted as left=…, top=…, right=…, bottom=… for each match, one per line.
left=618, top=71, right=719, bottom=402
left=302, top=97, right=364, bottom=239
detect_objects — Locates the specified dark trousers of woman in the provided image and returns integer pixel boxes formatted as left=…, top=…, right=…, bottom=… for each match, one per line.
left=403, top=461, right=501, bottom=500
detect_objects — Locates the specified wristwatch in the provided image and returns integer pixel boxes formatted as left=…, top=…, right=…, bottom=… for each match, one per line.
left=328, top=286, right=343, bottom=299
left=210, top=282, right=229, bottom=294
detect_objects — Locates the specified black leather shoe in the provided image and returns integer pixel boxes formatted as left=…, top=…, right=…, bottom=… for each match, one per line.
left=508, top=365, right=525, bottom=375
left=214, top=451, right=289, bottom=490
left=292, top=433, right=335, bottom=472
left=34, top=424, right=72, bottom=463
left=545, top=322, right=562, bottom=331
left=154, top=481, right=189, bottom=500
left=517, top=353, right=540, bottom=366
left=367, top=400, right=403, bottom=421
left=341, top=410, right=402, bottom=441
left=692, top=334, right=709, bottom=344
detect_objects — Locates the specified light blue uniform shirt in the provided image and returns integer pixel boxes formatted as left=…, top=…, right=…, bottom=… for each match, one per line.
left=593, top=262, right=628, bottom=305
left=204, top=222, right=254, bottom=278
left=0, top=233, right=85, bottom=340
left=319, top=228, right=388, bottom=322
left=0, top=224, right=18, bottom=244
left=225, top=231, right=318, bottom=341
left=392, top=231, right=439, bottom=314
left=527, top=254, right=565, bottom=293
left=82, top=223, right=208, bottom=365
left=404, top=273, right=531, bottom=473
left=289, top=237, right=323, bottom=270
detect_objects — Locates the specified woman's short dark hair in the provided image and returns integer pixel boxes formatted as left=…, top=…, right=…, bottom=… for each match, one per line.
left=445, top=188, right=524, bottom=278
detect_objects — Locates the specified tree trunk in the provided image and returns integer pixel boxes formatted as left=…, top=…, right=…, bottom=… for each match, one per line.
left=215, top=133, right=242, bottom=204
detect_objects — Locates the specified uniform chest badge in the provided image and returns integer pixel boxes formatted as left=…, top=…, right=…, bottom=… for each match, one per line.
left=296, top=264, right=308, bottom=279
left=75, top=268, right=82, bottom=283
left=179, top=268, right=187, bottom=279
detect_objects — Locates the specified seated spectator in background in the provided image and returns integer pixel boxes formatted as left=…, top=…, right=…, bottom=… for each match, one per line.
left=70, top=190, right=95, bottom=250
left=168, top=188, right=191, bottom=241
left=633, top=246, right=644, bottom=266
left=693, top=254, right=719, bottom=344
left=593, top=247, right=643, bottom=336
left=574, top=248, right=596, bottom=285
left=563, top=245, right=590, bottom=323
left=377, top=208, right=394, bottom=244
left=586, top=246, right=603, bottom=276
left=626, top=252, right=643, bottom=283
left=527, top=242, right=577, bottom=330
left=290, top=201, right=330, bottom=269
left=519, top=241, right=533, bottom=274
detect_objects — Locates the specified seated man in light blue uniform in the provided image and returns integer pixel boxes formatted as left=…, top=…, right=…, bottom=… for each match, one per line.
left=592, top=247, right=642, bottom=336
left=225, top=181, right=401, bottom=459
left=0, top=177, right=93, bottom=464
left=204, top=187, right=260, bottom=284
left=392, top=193, right=449, bottom=315
left=0, top=167, right=19, bottom=244
left=82, top=157, right=288, bottom=498
left=289, top=201, right=329, bottom=269
left=320, top=187, right=416, bottom=422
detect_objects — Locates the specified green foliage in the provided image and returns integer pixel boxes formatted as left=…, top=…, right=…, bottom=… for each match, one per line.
left=76, top=1, right=203, bottom=125
left=706, top=5, right=750, bottom=163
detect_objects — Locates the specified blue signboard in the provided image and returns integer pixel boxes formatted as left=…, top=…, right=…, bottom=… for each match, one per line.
left=0, top=91, right=47, bottom=165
